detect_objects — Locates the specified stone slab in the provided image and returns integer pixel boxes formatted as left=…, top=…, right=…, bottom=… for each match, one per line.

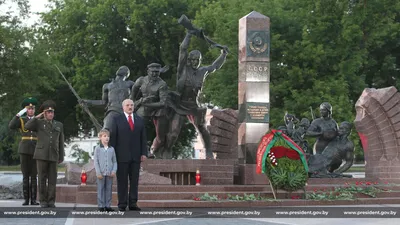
left=65, top=161, right=172, bottom=185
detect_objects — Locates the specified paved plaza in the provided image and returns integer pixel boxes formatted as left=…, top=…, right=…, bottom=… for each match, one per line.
left=0, top=200, right=399, bottom=225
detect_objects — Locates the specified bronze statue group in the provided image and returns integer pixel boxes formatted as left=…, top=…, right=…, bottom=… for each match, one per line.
left=8, top=15, right=228, bottom=210
left=80, top=23, right=228, bottom=160
left=279, top=102, right=355, bottom=178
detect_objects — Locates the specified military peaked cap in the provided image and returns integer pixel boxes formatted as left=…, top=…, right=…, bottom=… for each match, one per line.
left=39, top=100, right=56, bottom=112
left=21, top=97, right=38, bottom=108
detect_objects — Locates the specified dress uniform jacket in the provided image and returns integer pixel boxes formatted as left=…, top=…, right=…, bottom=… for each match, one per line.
left=9, top=116, right=37, bottom=155
left=24, top=118, right=65, bottom=162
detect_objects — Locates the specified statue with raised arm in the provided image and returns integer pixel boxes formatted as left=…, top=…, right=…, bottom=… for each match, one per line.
left=308, top=121, right=355, bottom=178
left=306, top=102, right=339, bottom=154
left=130, top=63, right=171, bottom=158
left=288, top=118, right=311, bottom=154
left=80, top=66, right=134, bottom=131
left=277, top=113, right=310, bottom=153
left=165, top=15, right=229, bottom=159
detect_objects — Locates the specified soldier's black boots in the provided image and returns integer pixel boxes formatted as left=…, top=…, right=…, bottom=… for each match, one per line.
left=30, top=182, right=39, bottom=205
left=22, top=180, right=29, bottom=206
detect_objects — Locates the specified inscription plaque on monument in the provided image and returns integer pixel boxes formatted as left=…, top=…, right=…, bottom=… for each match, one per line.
left=246, top=102, right=269, bottom=123
left=246, top=62, right=270, bottom=82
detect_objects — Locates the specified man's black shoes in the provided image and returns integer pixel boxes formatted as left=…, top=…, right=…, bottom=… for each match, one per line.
left=129, top=205, right=141, bottom=211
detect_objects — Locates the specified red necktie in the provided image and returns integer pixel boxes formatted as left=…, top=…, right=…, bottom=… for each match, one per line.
left=128, top=115, right=134, bottom=131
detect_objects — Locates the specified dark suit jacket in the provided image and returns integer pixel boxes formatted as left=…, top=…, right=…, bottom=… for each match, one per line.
left=109, top=113, right=148, bottom=163
left=24, top=118, right=64, bottom=162
left=9, top=116, right=37, bottom=155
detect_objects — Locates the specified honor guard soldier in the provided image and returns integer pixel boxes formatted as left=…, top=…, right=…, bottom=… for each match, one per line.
left=8, top=97, right=40, bottom=205
left=25, top=100, right=64, bottom=208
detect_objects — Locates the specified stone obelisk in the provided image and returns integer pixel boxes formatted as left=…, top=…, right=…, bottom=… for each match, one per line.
left=238, top=11, right=270, bottom=164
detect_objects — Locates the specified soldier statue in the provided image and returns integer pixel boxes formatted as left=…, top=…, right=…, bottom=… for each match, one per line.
left=130, top=63, right=171, bottom=158
left=80, top=66, right=134, bottom=131
left=287, top=118, right=311, bottom=153
left=308, top=121, right=355, bottom=178
left=306, top=102, right=339, bottom=154
left=25, top=100, right=64, bottom=208
left=8, top=97, right=40, bottom=205
left=277, top=113, right=310, bottom=153
left=165, top=16, right=229, bottom=159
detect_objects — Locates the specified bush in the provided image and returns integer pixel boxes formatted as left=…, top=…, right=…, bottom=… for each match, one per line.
left=69, top=144, right=90, bottom=163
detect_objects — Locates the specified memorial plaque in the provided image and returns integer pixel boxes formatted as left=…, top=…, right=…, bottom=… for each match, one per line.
left=246, top=102, right=269, bottom=123
left=246, top=62, right=270, bottom=82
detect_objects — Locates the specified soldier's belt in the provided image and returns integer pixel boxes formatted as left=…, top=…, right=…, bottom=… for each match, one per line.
left=21, top=137, right=38, bottom=141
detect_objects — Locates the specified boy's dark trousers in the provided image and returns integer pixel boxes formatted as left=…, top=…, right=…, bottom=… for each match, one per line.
left=97, top=176, right=113, bottom=208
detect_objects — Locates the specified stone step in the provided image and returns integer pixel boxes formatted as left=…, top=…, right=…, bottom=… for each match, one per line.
left=139, top=197, right=400, bottom=207
left=145, top=165, right=234, bottom=172
left=142, top=159, right=237, bottom=166
left=61, top=197, right=400, bottom=207
left=56, top=183, right=400, bottom=205
left=72, top=184, right=400, bottom=192
left=71, top=190, right=400, bottom=202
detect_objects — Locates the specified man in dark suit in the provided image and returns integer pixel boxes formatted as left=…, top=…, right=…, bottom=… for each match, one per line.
left=25, top=100, right=64, bottom=208
left=9, top=97, right=40, bottom=205
left=110, top=99, right=148, bottom=211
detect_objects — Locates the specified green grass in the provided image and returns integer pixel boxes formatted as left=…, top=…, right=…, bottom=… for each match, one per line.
left=0, top=164, right=66, bottom=172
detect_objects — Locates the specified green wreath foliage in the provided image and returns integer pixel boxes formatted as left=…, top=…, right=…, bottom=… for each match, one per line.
left=266, top=156, right=308, bottom=192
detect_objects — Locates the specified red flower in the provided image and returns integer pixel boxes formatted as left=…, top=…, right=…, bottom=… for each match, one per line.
left=270, top=146, right=287, bottom=158
left=355, top=182, right=360, bottom=185
left=193, top=197, right=200, bottom=201
left=359, top=182, right=364, bottom=185
left=286, top=149, right=301, bottom=160
left=366, top=182, right=372, bottom=185
left=270, top=146, right=301, bottom=160
left=291, top=196, right=300, bottom=199
left=313, top=189, right=318, bottom=192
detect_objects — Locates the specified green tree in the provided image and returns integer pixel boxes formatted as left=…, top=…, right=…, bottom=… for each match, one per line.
left=0, top=0, right=61, bottom=164
left=70, top=144, right=90, bottom=163
left=37, top=0, right=211, bottom=156
left=2, top=0, right=399, bottom=162
left=192, top=0, right=399, bottom=161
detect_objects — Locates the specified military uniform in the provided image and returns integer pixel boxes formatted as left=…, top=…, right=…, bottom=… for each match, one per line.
left=130, top=63, right=171, bottom=158
left=8, top=97, right=39, bottom=205
left=25, top=100, right=64, bottom=208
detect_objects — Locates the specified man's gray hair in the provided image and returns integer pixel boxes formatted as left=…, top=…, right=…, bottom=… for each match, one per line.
left=122, top=99, right=134, bottom=107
